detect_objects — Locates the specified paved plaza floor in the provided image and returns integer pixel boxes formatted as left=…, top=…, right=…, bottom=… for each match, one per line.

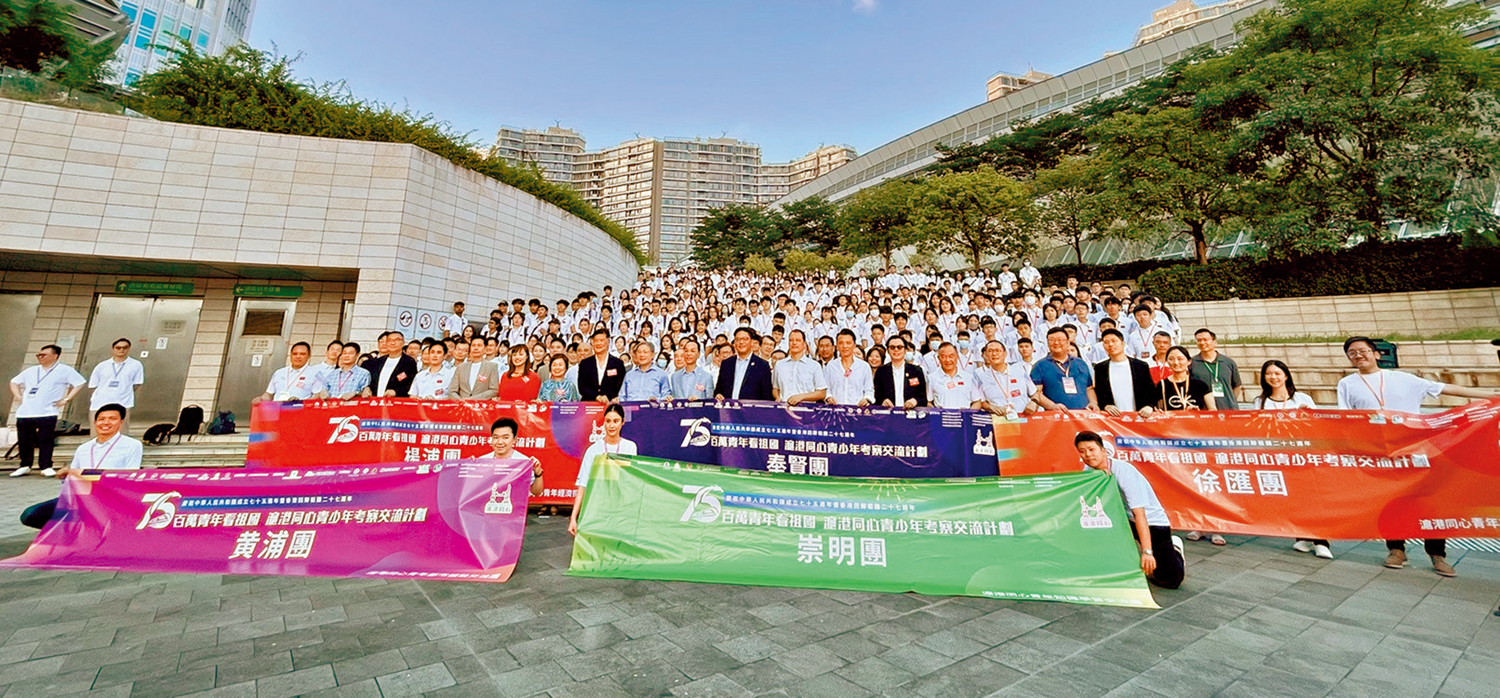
left=1, top=476, right=1497, bottom=698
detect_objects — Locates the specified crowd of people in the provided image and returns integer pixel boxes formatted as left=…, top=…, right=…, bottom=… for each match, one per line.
left=9, top=260, right=1498, bottom=587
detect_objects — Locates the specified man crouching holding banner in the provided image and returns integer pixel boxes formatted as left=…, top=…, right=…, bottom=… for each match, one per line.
left=20, top=403, right=141, bottom=529
left=1075, top=431, right=1185, bottom=589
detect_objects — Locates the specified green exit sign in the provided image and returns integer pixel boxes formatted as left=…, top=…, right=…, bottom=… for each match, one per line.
left=234, top=284, right=304, bottom=298
left=115, top=281, right=194, bottom=296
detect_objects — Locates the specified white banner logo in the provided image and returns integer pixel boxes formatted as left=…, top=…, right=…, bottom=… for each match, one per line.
left=679, top=418, right=712, bottom=448
left=679, top=485, right=723, bottom=523
left=136, top=492, right=181, bottom=530
left=327, top=416, right=361, bottom=444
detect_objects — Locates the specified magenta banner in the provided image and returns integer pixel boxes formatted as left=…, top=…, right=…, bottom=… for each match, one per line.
left=0, top=460, right=533, bottom=582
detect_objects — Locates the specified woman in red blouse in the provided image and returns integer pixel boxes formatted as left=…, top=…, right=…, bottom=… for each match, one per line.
left=496, top=344, right=540, bottom=401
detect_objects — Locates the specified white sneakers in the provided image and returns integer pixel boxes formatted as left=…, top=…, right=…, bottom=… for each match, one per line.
left=39, top=468, right=56, bottom=478
left=1292, top=540, right=1315, bottom=553
left=1314, top=544, right=1334, bottom=559
left=1293, top=539, right=1335, bottom=559
left=8, top=467, right=30, bottom=477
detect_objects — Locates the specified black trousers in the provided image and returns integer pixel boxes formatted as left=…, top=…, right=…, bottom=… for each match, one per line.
left=16, top=416, right=58, bottom=470
left=1132, top=524, right=1185, bottom=589
left=20, top=498, right=57, bottom=529
left=1387, top=538, right=1446, bottom=557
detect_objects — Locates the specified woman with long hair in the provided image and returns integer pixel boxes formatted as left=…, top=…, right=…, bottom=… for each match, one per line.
left=496, top=344, right=540, bottom=401
left=1255, top=360, right=1329, bottom=558
left=1160, top=345, right=1223, bottom=546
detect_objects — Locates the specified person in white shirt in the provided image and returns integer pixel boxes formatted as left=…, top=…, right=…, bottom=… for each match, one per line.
left=1018, top=260, right=1041, bottom=290
left=441, top=301, right=468, bottom=339
left=20, top=403, right=143, bottom=529
left=9, top=344, right=88, bottom=478
left=1336, top=336, right=1497, bottom=578
left=772, top=330, right=829, bottom=405
left=253, top=343, right=323, bottom=404
left=927, top=343, right=980, bottom=409
left=312, top=340, right=344, bottom=390
left=87, top=337, right=144, bottom=435
left=1253, top=360, right=1328, bottom=559
left=1124, top=305, right=1162, bottom=361
left=823, top=330, right=874, bottom=407
left=485, top=416, right=545, bottom=496
left=412, top=342, right=456, bottom=400
left=569, top=404, right=636, bottom=536
left=1076, top=431, right=1184, bottom=589
left=973, top=341, right=1035, bottom=418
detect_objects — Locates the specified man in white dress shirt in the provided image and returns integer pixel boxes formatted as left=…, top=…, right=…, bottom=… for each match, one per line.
left=87, top=338, right=144, bottom=435
left=772, top=330, right=828, bottom=405
left=253, top=343, right=322, bottom=404
left=9, top=344, right=87, bottom=478
left=824, top=330, right=874, bottom=407
left=20, top=403, right=143, bottom=529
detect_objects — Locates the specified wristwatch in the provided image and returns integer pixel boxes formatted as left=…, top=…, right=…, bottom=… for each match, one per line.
left=1142, top=549, right=1153, bottom=555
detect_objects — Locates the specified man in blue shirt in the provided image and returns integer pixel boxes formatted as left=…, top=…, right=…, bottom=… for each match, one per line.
left=620, top=340, right=672, bottom=402
left=671, top=338, right=714, bottom=400
left=1030, top=328, right=1096, bottom=411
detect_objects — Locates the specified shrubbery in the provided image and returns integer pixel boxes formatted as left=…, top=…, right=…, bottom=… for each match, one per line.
left=1138, top=236, right=1500, bottom=302
left=1038, top=258, right=1193, bottom=287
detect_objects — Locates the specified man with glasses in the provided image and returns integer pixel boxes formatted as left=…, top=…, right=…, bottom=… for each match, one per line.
left=87, top=338, right=144, bottom=436
left=8, top=345, right=87, bottom=478
left=1337, top=336, right=1499, bottom=577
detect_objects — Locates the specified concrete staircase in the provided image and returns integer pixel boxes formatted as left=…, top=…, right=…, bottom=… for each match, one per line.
left=5, top=432, right=249, bottom=471
left=1221, top=341, right=1500, bottom=409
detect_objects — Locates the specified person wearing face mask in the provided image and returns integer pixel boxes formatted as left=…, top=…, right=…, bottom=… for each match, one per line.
left=620, top=340, right=673, bottom=403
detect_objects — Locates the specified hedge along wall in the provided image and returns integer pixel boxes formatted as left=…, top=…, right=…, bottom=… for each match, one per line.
left=1136, top=236, right=1500, bottom=302
left=1038, top=258, right=1193, bottom=288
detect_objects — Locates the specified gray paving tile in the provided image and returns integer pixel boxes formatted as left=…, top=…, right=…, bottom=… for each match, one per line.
left=374, top=661, right=456, bottom=697
left=254, top=665, right=337, bottom=698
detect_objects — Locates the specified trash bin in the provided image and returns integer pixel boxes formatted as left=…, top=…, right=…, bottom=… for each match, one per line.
left=1371, top=339, right=1398, bottom=369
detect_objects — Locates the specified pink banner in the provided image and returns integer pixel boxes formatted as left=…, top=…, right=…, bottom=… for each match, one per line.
left=0, top=460, right=533, bottom=582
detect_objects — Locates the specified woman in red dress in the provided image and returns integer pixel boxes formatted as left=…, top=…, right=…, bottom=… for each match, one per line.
left=496, top=344, right=541, bottom=401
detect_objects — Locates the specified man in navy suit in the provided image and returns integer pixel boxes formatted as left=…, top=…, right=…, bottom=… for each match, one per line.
left=873, top=336, right=928, bottom=408
left=577, top=329, right=627, bottom=403
left=714, top=327, right=774, bottom=401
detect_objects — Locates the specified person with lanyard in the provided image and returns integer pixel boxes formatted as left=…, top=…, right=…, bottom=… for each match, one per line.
left=772, top=330, right=829, bottom=406
left=670, top=338, right=714, bottom=400
left=8, top=344, right=87, bottom=478
left=824, top=329, right=874, bottom=407
left=496, top=344, right=541, bottom=401
left=1075, top=431, right=1185, bottom=589
left=927, top=342, right=979, bottom=409
left=318, top=342, right=371, bottom=400
left=253, top=342, right=323, bottom=405
left=620, top=340, right=673, bottom=402
left=483, top=416, right=545, bottom=496
left=1154, top=344, right=1224, bottom=546
left=1337, top=336, right=1498, bottom=577
left=973, top=340, right=1035, bottom=419
left=1030, top=328, right=1096, bottom=411
left=87, top=338, right=144, bottom=436
left=312, top=340, right=344, bottom=390
left=411, top=342, right=455, bottom=400
left=1252, top=360, right=1328, bottom=559
left=1147, top=331, right=1174, bottom=384
left=537, top=354, right=580, bottom=402
left=1124, top=305, right=1161, bottom=361
left=1190, top=329, right=1242, bottom=409
left=568, top=404, right=636, bottom=536
left=19, top=403, right=143, bottom=529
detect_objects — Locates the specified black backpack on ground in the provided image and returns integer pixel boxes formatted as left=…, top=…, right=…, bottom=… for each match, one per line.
left=173, top=405, right=204, bottom=442
left=143, top=423, right=175, bottom=446
left=206, top=410, right=236, bottom=435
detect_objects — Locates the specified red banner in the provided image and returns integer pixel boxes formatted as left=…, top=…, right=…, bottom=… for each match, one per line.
left=249, top=400, right=606, bottom=506
left=994, top=400, right=1500, bottom=540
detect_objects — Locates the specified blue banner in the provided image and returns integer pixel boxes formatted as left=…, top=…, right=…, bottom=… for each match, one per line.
left=620, top=401, right=997, bottom=478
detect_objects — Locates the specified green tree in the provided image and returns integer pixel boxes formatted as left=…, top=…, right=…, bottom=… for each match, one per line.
left=928, top=111, right=1092, bottom=179
left=777, top=195, right=845, bottom=253
left=688, top=204, right=782, bottom=269
left=743, top=254, right=778, bottom=276
left=1089, top=106, right=1253, bottom=264
left=1032, top=156, right=1116, bottom=265
left=0, top=0, right=72, bottom=73
left=1195, top=0, right=1500, bottom=243
left=912, top=170, right=1037, bottom=271
left=839, top=179, right=921, bottom=269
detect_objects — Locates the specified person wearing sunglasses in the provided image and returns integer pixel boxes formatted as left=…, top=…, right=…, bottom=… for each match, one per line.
left=8, top=345, right=87, bottom=478
left=1337, top=336, right=1499, bottom=577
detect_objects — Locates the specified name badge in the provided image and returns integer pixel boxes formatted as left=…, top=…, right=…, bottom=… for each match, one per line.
left=1010, top=389, right=1021, bottom=398
left=478, top=374, right=488, bottom=382
left=396, top=372, right=408, bottom=381
left=1211, top=387, right=1225, bottom=397
left=108, top=381, right=120, bottom=388
left=908, top=377, right=920, bottom=387
left=606, top=369, right=618, bottom=376
left=28, top=388, right=38, bottom=395
left=946, top=381, right=957, bottom=390
left=1062, top=377, right=1078, bottom=394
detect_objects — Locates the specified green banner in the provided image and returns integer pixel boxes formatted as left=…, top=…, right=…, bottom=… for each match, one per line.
left=114, top=281, right=194, bottom=296
left=233, top=284, right=303, bottom=298
left=568, top=455, right=1158, bottom=609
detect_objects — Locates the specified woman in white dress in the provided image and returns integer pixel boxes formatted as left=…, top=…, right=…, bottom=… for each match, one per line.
left=568, top=404, right=637, bottom=536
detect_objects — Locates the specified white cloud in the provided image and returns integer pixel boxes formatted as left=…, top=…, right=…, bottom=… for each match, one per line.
left=853, top=0, right=877, bottom=13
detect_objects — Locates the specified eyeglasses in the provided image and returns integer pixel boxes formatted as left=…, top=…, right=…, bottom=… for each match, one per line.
left=1345, top=349, right=1374, bottom=358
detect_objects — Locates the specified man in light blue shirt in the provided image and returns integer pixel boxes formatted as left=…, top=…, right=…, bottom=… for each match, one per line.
left=620, top=340, right=672, bottom=402
left=254, top=342, right=324, bottom=403
left=671, top=338, right=714, bottom=400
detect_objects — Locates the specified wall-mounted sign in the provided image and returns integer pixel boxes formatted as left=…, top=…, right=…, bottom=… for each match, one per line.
left=234, top=284, right=304, bottom=298
left=115, top=281, right=194, bottom=296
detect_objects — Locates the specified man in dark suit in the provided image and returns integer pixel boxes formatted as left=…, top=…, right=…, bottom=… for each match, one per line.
left=361, top=330, right=419, bottom=398
left=714, top=327, right=774, bottom=401
left=1093, top=329, right=1157, bottom=417
left=577, top=329, right=626, bottom=403
left=873, top=336, right=928, bottom=408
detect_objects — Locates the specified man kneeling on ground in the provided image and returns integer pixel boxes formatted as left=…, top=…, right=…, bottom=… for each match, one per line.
left=1075, top=430, right=1184, bottom=589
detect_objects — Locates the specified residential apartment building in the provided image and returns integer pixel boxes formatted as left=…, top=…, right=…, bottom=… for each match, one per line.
left=1134, top=0, right=1257, bottom=47
left=787, top=145, right=857, bottom=190
left=114, top=0, right=257, bottom=85
left=492, top=126, right=587, bottom=185
left=986, top=68, right=1054, bottom=102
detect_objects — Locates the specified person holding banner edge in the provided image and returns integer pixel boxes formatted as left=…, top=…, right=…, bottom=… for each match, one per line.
left=1252, top=361, right=1330, bottom=559
left=20, top=403, right=142, bottom=529
left=569, top=404, right=635, bottom=536
left=486, top=417, right=545, bottom=498
left=1337, top=336, right=1499, bottom=577
left=1076, top=430, right=1184, bottom=589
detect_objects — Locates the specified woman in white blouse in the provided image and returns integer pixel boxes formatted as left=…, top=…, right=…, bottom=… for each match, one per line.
left=1254, top=360, right=1328, bottom=559
left=568, top=404, right=637, bottom=536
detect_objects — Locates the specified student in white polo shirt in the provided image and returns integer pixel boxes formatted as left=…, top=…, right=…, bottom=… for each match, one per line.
left=1337, top=336, right=1498, bottom=578
left=440, top=301, right=468, bottom=339
left=87, top=338, right=145, bottom=435
left=9, top=344, right=87, bottom=478
left=20, top=403, right=143, bottom=529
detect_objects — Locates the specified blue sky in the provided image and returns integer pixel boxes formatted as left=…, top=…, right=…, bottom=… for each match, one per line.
left=249, top=0, right=1170, bottom=162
